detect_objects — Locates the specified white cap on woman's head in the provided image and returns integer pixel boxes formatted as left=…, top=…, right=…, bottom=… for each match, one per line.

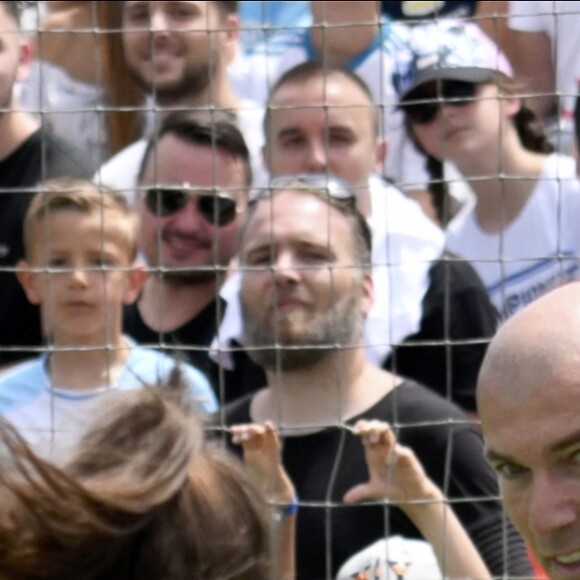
left=394, top=19, right=513, bottom=102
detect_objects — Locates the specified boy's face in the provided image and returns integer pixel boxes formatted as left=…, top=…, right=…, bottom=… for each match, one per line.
left=18, top=209, right=144, bottom=344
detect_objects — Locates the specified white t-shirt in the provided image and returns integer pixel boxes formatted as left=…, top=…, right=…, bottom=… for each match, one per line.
left=446, top=153, right=580, bottom=319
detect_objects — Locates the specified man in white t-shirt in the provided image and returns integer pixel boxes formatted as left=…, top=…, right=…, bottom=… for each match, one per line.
left=96, top=1, right=266, bottom=197
left=229, top=1, right=432, bottom=203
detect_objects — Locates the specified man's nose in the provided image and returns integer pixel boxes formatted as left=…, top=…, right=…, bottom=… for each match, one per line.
left=150, top=8, right=170, bottom=33
left=271, top=251, right=301, bottom=286
left=308, top=140, right=329, bottom=172
left=169, top=197, right=210, bottom=230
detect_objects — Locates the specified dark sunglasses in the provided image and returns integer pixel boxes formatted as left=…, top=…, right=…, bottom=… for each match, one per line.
left=401, top=81, right=478, bottom=125
left=250, top=173, right=371, bottom=251
left=144, top=186, right=238, bottom=227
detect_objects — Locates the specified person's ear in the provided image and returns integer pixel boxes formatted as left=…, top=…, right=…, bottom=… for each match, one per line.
left=374, top=137, right=388, bottom=173
left=16, top=260, right=43, bottom=305
left=221, top=13, right=240, bottom=65
left=360, top=271, right=374, bottom=317
left=224, top=13, right=240, bottom=42
left=504, top=95, right=522, bottom=119
left=123, top=262, right=148, bottom=305
left=16, top=38, right=33, bottom=82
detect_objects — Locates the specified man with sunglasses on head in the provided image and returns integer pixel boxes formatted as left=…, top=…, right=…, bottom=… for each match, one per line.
left=219, top=175, right=534, bottom=578
left=124, top=110, right=265, bottom=401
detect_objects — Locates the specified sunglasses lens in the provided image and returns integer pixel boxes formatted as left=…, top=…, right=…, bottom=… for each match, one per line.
left=404, top=81, right=477, bottom=125
left=145, top=188, right=188, bottom=217
left=442, top=81, right=477, bottom=103
left=405, top=102, right=439, bottom=125
left=197, top=194, right=237, bottom=226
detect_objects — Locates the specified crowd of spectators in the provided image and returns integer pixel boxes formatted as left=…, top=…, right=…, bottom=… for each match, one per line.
left=0, top=1, right=579, bottom=577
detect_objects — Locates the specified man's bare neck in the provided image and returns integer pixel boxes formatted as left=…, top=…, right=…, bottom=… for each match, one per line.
left=251, top=352, right=399, bottom=434
left=137, top=275, right=221, bottom=333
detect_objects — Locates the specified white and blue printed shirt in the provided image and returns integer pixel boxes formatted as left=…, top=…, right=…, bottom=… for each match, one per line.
left=446, top=154, right=580, bottom=320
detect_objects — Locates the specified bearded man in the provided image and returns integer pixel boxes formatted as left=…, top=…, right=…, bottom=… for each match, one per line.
left=96, top=1, right=267, bottom=196
left=218, top=175, right=535, bottom=579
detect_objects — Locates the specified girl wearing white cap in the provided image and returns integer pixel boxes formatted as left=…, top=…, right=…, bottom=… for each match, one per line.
left=397, top=20, right=580, bottom=321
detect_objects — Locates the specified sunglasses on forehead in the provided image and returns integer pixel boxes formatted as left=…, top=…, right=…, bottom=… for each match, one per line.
left=144, top=186, right=238, bottom=227
left=401, top=80, right=478, bottom=125
left=250, top=173, right=357, bottom=206
left=249, top=173, right=372, bottom=251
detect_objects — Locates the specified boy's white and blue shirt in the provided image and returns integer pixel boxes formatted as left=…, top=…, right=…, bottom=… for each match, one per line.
left=0, top=336, right=217, bottom=458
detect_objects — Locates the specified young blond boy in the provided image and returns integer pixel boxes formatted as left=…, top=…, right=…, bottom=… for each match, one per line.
left=0, top=178, right=217, bottom=457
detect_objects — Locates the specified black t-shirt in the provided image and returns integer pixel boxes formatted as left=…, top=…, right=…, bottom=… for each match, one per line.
left=0, top=128, right=92, bottom=366
left=220, top=381, right=533, bottom=579
left=384, top=255, right=498, bottom=412
left=123, top=298, right=266, bottom=404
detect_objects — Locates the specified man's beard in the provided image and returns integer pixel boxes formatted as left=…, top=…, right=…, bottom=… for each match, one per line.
left=152, top=229, right=228, bottom=285
left=162, top=268, right=220, bottom=285
left=241, top=285, right=364, bottom=372
left=129, top=53, right=218, bottom=106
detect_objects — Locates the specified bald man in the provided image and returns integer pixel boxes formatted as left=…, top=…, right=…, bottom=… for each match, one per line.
left=478, top=281, right=580, bottom=580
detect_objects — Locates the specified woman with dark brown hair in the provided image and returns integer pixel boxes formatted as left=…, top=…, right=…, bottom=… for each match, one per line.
left=0, top=379, right=273, bottom=580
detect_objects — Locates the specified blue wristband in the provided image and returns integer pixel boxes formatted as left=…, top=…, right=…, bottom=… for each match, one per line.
left=280, top=497, right=299, bottom=518
left=273, top=496, right=299, bottom=522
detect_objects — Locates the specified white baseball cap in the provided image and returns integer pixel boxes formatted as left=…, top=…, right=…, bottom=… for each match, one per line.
left=394, top=19, right=513, bottom=102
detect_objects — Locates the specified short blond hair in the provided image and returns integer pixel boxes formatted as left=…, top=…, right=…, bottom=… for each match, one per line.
left=24, top=178, right=138, bottom=261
